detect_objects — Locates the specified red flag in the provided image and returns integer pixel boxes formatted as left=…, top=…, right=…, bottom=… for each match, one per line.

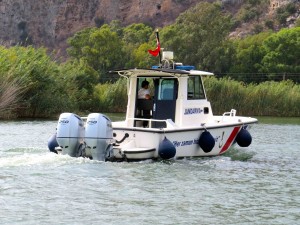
left=148, top=37, right=160, bottom=57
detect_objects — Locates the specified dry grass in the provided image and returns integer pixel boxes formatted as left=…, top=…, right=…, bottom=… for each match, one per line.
left=0, top=76, right=25, bottom=119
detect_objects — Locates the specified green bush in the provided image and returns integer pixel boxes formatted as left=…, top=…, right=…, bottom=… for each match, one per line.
left=0, top=46, right=63, bottom=117
left=94, top=78, right=127, bottom=113
left=264, top=20, right=274, bottom=29
left=296, top=18, right=300, bottom=27
left=237, top=5, right=261, bottom=23
left=286, top=3, right=297, bottom=14
left=253, top=24, right=263, bottom=34
left=276, top=3, right=296, bottom=25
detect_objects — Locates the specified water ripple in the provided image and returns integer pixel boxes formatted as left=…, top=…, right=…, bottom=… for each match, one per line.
left=0, top=120, right=299, bottom=224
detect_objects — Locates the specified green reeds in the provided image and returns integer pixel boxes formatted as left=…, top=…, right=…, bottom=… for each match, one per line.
left=94, top=78, right=128, bottom=113
left=204, top=77, right=300, bottom=117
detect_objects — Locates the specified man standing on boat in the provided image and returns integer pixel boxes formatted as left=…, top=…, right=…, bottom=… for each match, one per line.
left=137, top=80, right=152, bottom=127
left=138, top=80, right=151, bottom=99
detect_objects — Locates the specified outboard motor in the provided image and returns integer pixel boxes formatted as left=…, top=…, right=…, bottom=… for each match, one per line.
left=48, top=133, right=59, bottom=154
left=85, top=113, right=114, bottom=161
left=56, top=113, right=85, bottom=157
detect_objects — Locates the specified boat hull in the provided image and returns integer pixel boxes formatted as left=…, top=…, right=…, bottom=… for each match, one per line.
left=111, top=122, right=254, bottom=161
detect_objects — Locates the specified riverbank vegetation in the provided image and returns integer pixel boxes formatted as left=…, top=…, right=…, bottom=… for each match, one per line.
left=0, top=76, right=24, bottom=119
left=204, top=77, right=300, bottom=117
left=0, top=2, right=299, bottom=119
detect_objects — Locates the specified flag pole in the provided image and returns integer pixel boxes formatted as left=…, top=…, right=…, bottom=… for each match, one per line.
left=155, top=29, right=162, bottom=67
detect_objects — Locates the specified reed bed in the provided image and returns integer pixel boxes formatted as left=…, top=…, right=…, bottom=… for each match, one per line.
left=94, top=78, right=128, bottom=112
left=204, top=77, right=300, bottom=117
left=0, top=75, right=299, bottom=118
left=0, top=76, right=25, bottom=119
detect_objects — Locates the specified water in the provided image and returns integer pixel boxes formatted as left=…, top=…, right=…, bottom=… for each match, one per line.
left=0, top=116, right=300, bottom=225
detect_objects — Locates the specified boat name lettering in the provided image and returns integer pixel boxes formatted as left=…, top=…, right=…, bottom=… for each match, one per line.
left=173, top=139, right=199, bottom=147
left=184, top=108, right=203, bottom=115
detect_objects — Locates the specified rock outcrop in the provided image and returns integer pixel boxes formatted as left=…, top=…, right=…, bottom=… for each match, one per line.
left=0, top=0, right=199, bottom=55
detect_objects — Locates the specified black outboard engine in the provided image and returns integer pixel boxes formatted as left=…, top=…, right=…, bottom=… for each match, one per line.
left=85, top=113, right=114, bottom=161
left=56, top=113, right=85, bottom=157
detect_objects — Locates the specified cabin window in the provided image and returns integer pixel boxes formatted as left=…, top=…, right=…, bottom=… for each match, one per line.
left=188, top=76, right=205, bottom=100
left=158, top=79, right=175, bottom=100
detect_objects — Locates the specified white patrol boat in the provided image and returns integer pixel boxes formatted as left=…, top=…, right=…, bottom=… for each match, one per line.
left=48, top=51, right=257, bottom=161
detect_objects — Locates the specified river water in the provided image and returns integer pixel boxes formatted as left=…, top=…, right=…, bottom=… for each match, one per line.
left=0, top=116, right=299, bottom=225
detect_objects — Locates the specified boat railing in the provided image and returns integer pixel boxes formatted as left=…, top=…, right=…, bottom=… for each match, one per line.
left=80, top=116, right=177, bottom=129
left=221, top=109, right=237, bottom=122
left=128, top=117, right=177, bottom=129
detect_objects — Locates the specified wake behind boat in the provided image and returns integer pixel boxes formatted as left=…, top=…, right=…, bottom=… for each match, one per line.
left=48, top=37, right=257, bottom=161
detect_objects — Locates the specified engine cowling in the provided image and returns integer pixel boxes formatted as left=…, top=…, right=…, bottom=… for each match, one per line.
left=85, top=113, right=114, bottom=161
left=56, top=113, right=85, bottom=157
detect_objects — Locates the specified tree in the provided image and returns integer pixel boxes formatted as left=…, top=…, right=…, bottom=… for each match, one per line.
left=67, top=25, right=125, bottom=81
left=159, top=2, right=233, bottom=73
left=122, top=23, right=153, bottom=47
left=230, top=32, right=272, bottom=74
left=121, top=23, right=154, bottom=68
left=67, top=28, right=96, bottom=61
left=108, top=20, right=123, bottom=37
left=58, top=59, right=99, bottom=112
left=261, top=27, right=300, bottom=74
left=159, top=24, right=181, bottom=54
left=132, top=43, right=158, bottom=68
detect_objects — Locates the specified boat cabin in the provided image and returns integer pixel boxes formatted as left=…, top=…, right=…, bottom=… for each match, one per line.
left=112, top=52, right=214, bottom=129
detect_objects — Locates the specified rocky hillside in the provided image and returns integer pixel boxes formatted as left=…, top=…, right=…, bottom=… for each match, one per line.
left=0, top=0, right=299, bottom=56
left=0, top=0, right=200, bottom=54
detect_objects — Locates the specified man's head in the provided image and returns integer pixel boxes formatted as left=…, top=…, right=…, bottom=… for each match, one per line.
left=141, top=80, right=149, bottom=88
